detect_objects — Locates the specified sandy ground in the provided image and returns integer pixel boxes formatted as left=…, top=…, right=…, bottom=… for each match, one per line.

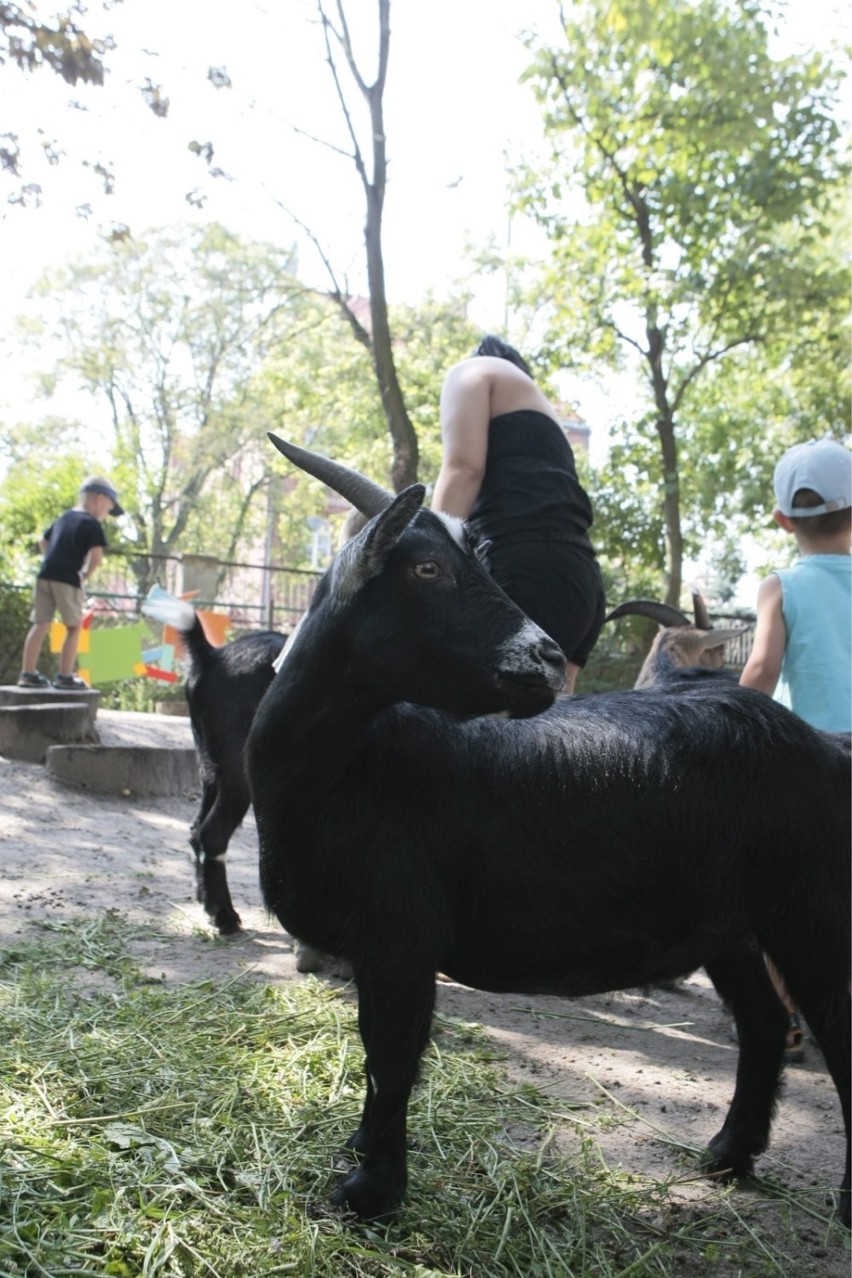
left=0, top=746, right=847, bottom=1273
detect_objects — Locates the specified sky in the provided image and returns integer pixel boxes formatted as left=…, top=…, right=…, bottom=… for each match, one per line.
left=4, top=0, right=847, bottom=311
left=0, top=0, right=848, bottom=476
left=0, top=0, right=564, bottom=314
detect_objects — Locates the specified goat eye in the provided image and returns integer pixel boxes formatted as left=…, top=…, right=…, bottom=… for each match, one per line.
left=413, top=561, right=441, bottom=580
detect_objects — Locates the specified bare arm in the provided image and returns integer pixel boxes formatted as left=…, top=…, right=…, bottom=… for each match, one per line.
left=81, top=545, right=104, bottom=583
left=431, top=361, right=492, bottom=518
left=739, top=573, right=786, bottom=696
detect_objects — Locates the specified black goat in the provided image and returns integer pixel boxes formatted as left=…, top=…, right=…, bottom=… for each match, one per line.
left=140, top=600, right=285, bottom=934
left=246, top=435, right=851, bottom=1224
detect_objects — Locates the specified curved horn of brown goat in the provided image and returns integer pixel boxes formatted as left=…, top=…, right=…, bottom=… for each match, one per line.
left=604, top=600, right=691, bottom=628
left=267, top=433, right=392, bottom=519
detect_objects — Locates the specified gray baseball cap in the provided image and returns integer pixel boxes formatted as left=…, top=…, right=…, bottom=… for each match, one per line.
left=773, top=440, right=851, bottom=518
left=81, top=476, right=124, bottom=517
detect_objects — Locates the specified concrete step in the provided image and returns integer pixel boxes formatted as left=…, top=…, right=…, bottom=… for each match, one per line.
left=0, top=702, right=97, bottom=764
left=95, top=709, right=196, bottom=750
left=0, top=698, right=200, bottom=797
left=0, top=685, right=101, bottom=729
left=46, top=743, right=199, bottom=797
left=45, top=709, right=199, bottom=797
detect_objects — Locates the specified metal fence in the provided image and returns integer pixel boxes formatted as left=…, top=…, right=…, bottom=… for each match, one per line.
left=6, top=546, right=756, bottom=672
left=713, top=618, right=755, bottom=669
left=70, top=549, right=324, bottom=635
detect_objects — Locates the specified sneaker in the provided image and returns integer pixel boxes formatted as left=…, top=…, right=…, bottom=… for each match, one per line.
left=53, top=673, right=88, bottom=690
left=17, top=671, right=50, bottom=688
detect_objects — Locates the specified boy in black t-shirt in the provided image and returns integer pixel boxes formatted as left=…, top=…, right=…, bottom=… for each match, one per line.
left=18, top=476, right=123, bottom=690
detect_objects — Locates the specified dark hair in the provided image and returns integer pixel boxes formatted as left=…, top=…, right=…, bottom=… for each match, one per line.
left=473, top=335, right=533, bottom=378
left=791, top=487, right=852, bottom=536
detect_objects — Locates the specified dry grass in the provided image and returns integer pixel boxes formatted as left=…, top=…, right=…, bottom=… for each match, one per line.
left=0, top=914, right=845, bottom=1277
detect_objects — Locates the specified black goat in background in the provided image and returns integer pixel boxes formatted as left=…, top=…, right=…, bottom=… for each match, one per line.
left=140, top=600, right=284, bottom=934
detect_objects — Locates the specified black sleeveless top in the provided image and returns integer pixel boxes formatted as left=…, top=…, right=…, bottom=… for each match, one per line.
left=467, top=410, right=594, bottom=543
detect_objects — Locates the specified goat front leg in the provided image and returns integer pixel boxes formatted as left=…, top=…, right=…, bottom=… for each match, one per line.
left=332, top=964, right=436, bottom=1220
left=703, top=944, right=788, bottom=1181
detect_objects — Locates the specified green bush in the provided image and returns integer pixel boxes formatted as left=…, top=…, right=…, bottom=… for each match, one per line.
left=96, top=678, right=188, bottom=713
left=0, top=583, right=52, bottom=685
left=580, top=652, right=644, bottom=693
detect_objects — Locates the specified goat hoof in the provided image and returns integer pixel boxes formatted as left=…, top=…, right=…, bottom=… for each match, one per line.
left=214, top=910, right=242, bottom=935
left=702, top=1136, right=754, bottom=1183
left=331, top=1166, right=404, bottom=1222
left=294, top=941, right=346, bottom=973
left=294, top=941, right=323, bottom=972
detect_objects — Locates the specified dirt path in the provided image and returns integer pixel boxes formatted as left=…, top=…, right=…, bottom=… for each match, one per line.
left=0, top=752, right=847, bottom=1274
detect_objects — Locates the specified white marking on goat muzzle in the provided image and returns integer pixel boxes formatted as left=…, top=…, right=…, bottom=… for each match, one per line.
left=501, top=619, right=561, bottom=680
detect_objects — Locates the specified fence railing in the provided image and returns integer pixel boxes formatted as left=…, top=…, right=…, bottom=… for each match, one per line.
left=31, top=549, right=326, bottom=636
left=7, top=572, right=755, bottom=666
left=712, top=618, right=755, bottom=669
left=6, top=546, right=756, bottom=689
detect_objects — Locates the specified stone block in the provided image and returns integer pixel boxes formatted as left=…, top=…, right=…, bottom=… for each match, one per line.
left=0, top=686, right=101, bottom=730
left=46, top=744, right=199, bottom=797
left=0, top=703, right=96, bottom=764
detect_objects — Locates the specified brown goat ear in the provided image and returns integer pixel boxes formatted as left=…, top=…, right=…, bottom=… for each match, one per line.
left=696, top=625, right=751, bottom=651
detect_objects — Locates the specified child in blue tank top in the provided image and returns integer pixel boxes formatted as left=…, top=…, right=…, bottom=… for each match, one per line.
left=739, top=437, right=851, bottom=1061
left=740, top=438, right=851, bottom=732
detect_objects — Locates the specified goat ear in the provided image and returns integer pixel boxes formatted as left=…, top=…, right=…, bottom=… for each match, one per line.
left=360, top=485, right=426, bottom=578
left=696, top=625, right=751, bottom=651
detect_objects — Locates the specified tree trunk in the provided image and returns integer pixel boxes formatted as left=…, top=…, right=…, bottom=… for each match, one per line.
left=655, top=412, right=683, bottom=608
left=325, top=0, right=419, bottom=492
left=364, top=188, right=418, bottom=491
left=646, top=317, right=683, bottom=607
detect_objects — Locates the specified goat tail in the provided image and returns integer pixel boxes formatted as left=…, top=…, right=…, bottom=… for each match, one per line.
left=141, top=586, right=212, bottom=664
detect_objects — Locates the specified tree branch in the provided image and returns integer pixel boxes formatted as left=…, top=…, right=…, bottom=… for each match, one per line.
left=267, top=192, right=372, bottom=350
left=317, top=0, right=370, bottom=193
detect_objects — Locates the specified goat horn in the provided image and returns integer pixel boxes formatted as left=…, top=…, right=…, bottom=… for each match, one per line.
left=267, top=434, right=393, bottom=518
left=604, top=600, right=691, bottom=628
left=691, top=590, right=712, bottom=631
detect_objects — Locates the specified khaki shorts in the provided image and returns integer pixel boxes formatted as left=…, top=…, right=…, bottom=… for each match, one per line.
left=31, top=578, right=85, bottom=627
